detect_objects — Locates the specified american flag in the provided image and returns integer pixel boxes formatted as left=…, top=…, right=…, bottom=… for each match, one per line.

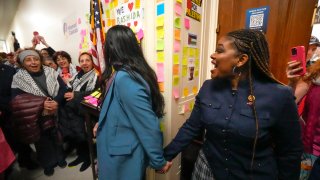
left=90, top=0, right=106, bottom=73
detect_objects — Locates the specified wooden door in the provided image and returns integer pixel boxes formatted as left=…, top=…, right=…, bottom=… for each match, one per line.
left=217, top=0, right=317, bottom=83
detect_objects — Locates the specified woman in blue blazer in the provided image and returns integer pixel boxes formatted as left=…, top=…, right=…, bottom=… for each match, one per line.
left=94, top=25, right=171, bottom=180
left=164, top=29, right=303, bottom=180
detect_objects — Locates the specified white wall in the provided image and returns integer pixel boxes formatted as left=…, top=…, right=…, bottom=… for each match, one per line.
left=6, top=0, right=90, bottom=65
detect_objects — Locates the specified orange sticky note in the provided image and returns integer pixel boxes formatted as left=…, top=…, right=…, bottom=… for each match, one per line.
left=173, top=64, right=179, bottom=75
left=135, top=0, right=141, bottom=8
left=174, top=29, right=181, bottom=41
left=183, top=88, right=189, bottom=97
left=192, top=86, right=198, bottom=94
left=158, top=82, right=164, bottom=92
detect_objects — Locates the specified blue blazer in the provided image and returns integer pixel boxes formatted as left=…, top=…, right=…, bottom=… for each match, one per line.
left=96, top=70, right=166, bottom=180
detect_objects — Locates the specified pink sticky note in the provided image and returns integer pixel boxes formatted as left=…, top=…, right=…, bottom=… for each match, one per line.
left=173, top=88, right=180, bottom=99
left=137, top=29, right=144, bottom=40
left=84, top=95, right=93, bottom=100
left=175, top=3, right=182, bottom=16
left=105, top=0, right=109, bottom=3
left=79, top=44, right=82, bottom=49
left=184, top=18, right=190, bottom=29
left=156, top=63, right=164, bottom=82
left=89, top=98, right=97, bottom=104
left=184, top=103, right=190, bottom=112
left=174, top=40, right=181, bottom=52
left=81, top=29, right=86, bottom=36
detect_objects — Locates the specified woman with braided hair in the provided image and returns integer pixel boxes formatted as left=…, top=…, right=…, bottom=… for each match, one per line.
left=163, top=29, right=302, bottom=180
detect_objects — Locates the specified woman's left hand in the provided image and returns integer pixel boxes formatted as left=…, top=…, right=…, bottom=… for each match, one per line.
left=64, top=92, right=74, bottom=101
left=43, top=98, right=58, bottom=114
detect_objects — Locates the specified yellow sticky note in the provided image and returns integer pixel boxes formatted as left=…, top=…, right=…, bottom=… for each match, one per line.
left=157, top=39, right=164, bottom=51
left=157, top=27, right=164, bottom=38
left=174, top=18, right=181, bottom=29
left=195, top=58, right=199, bottom=68
left=183, top=88, right=189, bottom=97
left=177, top=0, right=182, bottom=4
left=173, top=64, right=179, bottom=75
left=135, top=0, right=141, bottom=8
left=195, top=69, right=199, bottom=77
left=110, top=1, right=114, bottom=8
left=189, top=48, right=195, bottom=57
left=160, top=121, right=165, bottom=132
left=192, top=86, right=198, bottom=94
left=107, top=19, right=112, bottom=26
left=158, top=82, right=164, bottom=92
left=189, top=101, right=194, bottom=110
left=113, top=0, right=118, bottom=7
left=156, top=16, right=165, bottom=27
left=183, top=47, right=188, bottom=57
left=173, top=76, right=180, bottom=86
left=174, top=29, right=181, bottom=41
left=173, top=54, right=179, bottom=64
left=195, top=48, right=200, bottom=57
left=106, top=9, right=110, bottom=18
left=182, top=57, right=188, bottom=65
left=157, top=51, right=165, bottom=62
left=182, top=65, right=188, bottom=77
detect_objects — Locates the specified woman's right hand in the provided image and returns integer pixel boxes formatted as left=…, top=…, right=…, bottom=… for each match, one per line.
left=93, top=123, right=98, bottom=137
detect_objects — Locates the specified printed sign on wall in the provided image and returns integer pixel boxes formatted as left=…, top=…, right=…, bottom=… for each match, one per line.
left=186, top=0, right=202, bottom=22
left=245, top=6, right=270, bottom=33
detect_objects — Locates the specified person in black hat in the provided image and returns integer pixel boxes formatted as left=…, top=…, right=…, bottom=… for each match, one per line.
left=307, top=36, right=320, bottom=67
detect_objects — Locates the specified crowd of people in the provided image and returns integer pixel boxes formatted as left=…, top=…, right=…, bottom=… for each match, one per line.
left=0, top=26, right=320, bottom=180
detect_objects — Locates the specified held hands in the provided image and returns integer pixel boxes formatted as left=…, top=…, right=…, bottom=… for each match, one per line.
left=43, top=98, right=58, bottom=115
left=286, top=61, right=304, bottom=87
left=64, top=92, right=74, bottom=101
left=156, top=161, right=173, bottom=174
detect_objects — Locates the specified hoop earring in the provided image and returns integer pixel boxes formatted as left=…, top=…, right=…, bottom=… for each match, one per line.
left=232, top=66, right=242, bottom=77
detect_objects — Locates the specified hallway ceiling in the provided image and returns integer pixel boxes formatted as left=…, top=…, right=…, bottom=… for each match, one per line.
left=0, top=0, right=21, bottom=40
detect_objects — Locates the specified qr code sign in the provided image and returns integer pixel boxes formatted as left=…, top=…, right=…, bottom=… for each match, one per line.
left=250, top=14, right=264, bottom=28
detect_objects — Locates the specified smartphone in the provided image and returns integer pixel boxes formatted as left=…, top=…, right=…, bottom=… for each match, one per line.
left=290, top=46, right=306, bottom=76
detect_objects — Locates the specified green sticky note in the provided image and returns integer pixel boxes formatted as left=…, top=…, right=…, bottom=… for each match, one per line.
left=157, top=39, right=164, bottom=51
left=174, top=17, right=181, bottom=29
left=173, top=75, right=180, bottom=86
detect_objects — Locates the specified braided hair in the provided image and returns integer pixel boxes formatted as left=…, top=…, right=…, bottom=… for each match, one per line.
left=226, top=29, right=283, bottom=175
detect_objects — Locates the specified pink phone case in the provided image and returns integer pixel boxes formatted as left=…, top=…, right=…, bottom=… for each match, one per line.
left=290, top=46, right=306, bottom=76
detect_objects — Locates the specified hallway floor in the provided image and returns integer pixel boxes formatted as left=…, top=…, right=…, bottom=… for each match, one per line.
left=7, top=152, right=93, bottom=180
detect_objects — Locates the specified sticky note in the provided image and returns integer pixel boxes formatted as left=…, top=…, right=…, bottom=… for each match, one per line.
left=157, top=39, right=164, bottom=51
left=79, top=44, right=82, bottom=49
left=184, top=103, right=190, bottom=112
left=106, top=9, right=110, bottom=18
left=156, top=27, right=164, bottom=38
left=84, top=95, right=93, bottom=100
left=173, top=75, right=180, bottom=86
left=157, top=51, right=165, bottom=62
left=113, top=0, right=118, bottom=7
left=178, top=105, right=185, bottom=114
left=194, top=69, right=199, bottom=77
left=175, top=3, right=182, bottom=16
left=173, top=64, right=179, bottom=75
left=182, top=57, right=188, bottom=65
left=157, top=0, right=164, bottom=2
left=195, top=58, right=199, bottom=67
left=195, top=48, right=200, bottom=57
left=91, top=91, right=99, bottom=96
left=193, top=86, right=198, bottom=94
left=174, top=29, right=181, bottom=41
left=183, top=47, right=188, bottom=57
left=157, top=3, right=165, bottom=16
left=182, top=65, right=188, bottom=77
left=156, top=63, right=164, bottom=82
left=184, top=18, right=190, bottom=29
left=173, top=54, right=179, bottom=64
left=135, top=0, right=141, bottom=8
left=174, top=40, right=181, bottom=52
left=105, top=0, right=109, bottom=3
left=189, top=101, right=194, bottom=110
left=174, top=18, right=181, bottom=29
left=177, top=0, right=182, bottom=3
left=189, top=48, right=195, bottom=57
left=160, top=121, right=165, bottom=131
left=158, top=82, right=164, bottom=92
left=183, top=88, right=189, bottom=97
left=173, top=88, right=180, bottom=99
left=156, top=16, right=164, bottom=27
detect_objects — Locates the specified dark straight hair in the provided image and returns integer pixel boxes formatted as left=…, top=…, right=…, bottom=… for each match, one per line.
left=101, top=25, right=164, bottom=118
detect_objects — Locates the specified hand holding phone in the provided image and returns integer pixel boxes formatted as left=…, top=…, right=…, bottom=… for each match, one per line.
left=290, top=46, right=306, bottom=76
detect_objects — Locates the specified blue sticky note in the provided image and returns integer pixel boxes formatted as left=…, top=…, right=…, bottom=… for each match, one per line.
left=157, top=3, right=164, bottom=16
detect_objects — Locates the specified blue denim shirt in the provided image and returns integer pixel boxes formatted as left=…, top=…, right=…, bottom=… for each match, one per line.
left=164, top=78, right=303, bottom=180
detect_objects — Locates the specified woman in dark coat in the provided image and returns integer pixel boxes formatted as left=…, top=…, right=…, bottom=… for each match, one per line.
left=163, top=29, right=303, bottom=180
left=11, top=49, right=67, bottom=176
left=59, top=52, right=99, bottom=172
